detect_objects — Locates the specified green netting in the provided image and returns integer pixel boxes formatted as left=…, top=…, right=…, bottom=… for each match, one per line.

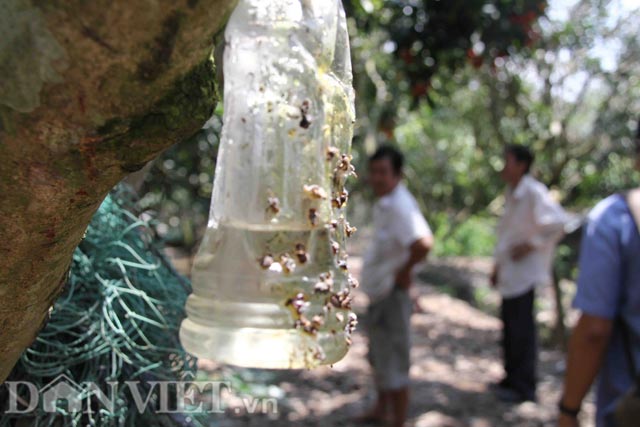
left=1, top=185, right=202, bottom=427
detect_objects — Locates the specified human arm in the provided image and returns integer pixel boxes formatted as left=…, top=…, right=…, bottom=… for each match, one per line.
left=490, top=263, right=499, bottom=288
left=395, top=235, right=433, bottom=290
left=393, top=200, right=434, bottom=290
left=559, top=314, right=613, bottom=426
left=512, top=185, right=567, bottom=261
left=511, top=242, right=536, bottom=261
left=558, top=197, right=623, bottom=425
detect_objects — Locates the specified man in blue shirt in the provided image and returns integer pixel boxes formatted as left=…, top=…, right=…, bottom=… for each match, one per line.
left=559, top=122, right=640, bottom=427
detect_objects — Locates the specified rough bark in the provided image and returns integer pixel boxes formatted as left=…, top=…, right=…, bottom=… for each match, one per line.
left=0, top=0, right=236, bottom=383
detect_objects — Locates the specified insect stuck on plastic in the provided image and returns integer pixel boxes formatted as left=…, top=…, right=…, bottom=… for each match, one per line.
left=303, top=184, right=328, bottom=200
left=295, top=243, right=308, bottom=264
left=333, top=154, right=357, bottom=185
left=326, top=146, right=340, bottom=161
left=311, top=315, right=325, bottom=328
left=313, top=347, right=327, bottom=361
left=314, top=271, right=334, bottom=294
left=295, top=312, right=326, bottom=335
left=330, top=289, right=352, bottom=310
left=295, top=316, right=313, bottom=334
left=345, top=222, right=357, bottom=237
left=286, top=292, right=309, bottom=315
left=279, top=253, right=296, bottom=274
left=348, top=274, right=360, bottom=289
left=308, top=208, right=319, bottom=226
left=258, top=254, right=275, bottom=269
left=266, top=196, right=280, bottom=215
left=332, top=190, right=349, bottom=209
left=346, top=313, right=358, bottom=334
left=331, top=240, right=340, bottom=255
left=299, top=99, right=312, bottom=129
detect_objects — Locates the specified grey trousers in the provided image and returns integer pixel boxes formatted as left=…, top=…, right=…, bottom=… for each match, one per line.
left=367, top=288, right=412, bottom=391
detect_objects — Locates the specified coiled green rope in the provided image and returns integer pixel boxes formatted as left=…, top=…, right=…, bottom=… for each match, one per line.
left=1, top=186, right=202, bottom=427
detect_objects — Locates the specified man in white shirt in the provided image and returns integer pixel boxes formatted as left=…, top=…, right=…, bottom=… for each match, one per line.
left=358, top=146, right=433, bottom=427
left=491, top=144, right=567, bottom=403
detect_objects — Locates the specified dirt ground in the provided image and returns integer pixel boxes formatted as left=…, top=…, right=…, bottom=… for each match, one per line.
left=192, top=255, right=596, bottom=427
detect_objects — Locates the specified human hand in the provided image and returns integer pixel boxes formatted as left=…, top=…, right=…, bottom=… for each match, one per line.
left=558, top=414, right=579, bottom=427
left=511, top=242, right=534, bottom=261
left=395, top=267, right=411, bottom=290
left=490, top=265, right=499, bottom=288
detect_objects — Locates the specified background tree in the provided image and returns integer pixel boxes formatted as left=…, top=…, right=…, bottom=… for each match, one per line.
left=382, top=0, right=639, bottom=253
left=345, top=0, right=547, bottom=151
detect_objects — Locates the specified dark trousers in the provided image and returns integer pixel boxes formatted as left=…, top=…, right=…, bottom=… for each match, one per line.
left=500, top=288, right=537, bottom=399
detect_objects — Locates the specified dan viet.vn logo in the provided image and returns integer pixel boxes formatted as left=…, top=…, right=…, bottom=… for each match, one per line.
left=4, top=374, right=278, bottom=416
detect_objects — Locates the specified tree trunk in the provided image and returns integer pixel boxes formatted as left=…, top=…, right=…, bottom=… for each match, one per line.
left=0, top=0, right=236, bottom=383
left=551, top=270, right=569, bottom=350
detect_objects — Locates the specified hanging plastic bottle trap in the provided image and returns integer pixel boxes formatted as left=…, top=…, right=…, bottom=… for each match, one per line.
left=179, top=0, right=358, bottom=369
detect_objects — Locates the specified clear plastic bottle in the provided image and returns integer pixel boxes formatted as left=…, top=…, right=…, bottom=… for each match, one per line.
left=179, top=0, right=357, bottom=369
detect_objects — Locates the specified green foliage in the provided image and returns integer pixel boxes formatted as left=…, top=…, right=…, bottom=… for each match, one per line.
left=351, top=0, right=639, bottom=247
left=345, top=0, right=547, bottom=108
left=432, top=214, right=497, bottom=257
left=138, top=110, right=222, bottom=251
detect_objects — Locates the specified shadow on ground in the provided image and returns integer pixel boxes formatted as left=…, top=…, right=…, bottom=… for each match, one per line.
left=198, top=266, right=595, bottom=427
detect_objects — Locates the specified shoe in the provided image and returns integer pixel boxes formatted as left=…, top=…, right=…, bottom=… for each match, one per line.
left=493, top=386, right=536, bottom=404
left=488, top=378, right=511, bottom=392
left=351, top=411, right=389, bottom=425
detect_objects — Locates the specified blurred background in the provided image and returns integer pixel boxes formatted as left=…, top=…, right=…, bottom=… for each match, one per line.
left=139, top=0, right=639, bottom=260
left=126, top=4, right=639, bottom=423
